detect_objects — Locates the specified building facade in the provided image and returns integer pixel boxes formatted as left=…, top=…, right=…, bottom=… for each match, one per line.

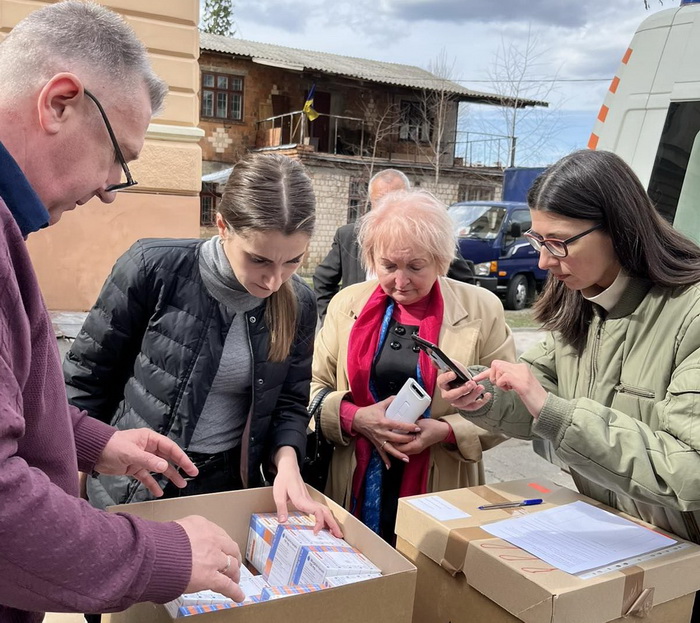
left=1, top=0, right=203, bottom=310
left=196, top=35, right=541, bottom=272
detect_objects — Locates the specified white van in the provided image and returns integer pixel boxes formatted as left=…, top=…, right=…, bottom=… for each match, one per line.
left=589, top=0, right=700, bottom=243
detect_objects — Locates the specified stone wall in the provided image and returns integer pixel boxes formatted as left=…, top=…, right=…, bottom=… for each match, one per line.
left=296, top=155, right=503, bottom=277
left=303, top=163, right=354, bottom=272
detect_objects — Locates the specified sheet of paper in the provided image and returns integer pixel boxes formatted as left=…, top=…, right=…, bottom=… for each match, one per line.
left=481, top=500, right=676, bottom=575
left=408, top=496, right=471, bottom=521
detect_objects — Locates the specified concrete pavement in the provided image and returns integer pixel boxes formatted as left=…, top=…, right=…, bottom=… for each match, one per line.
left=483, top=328, right=575, bottom=489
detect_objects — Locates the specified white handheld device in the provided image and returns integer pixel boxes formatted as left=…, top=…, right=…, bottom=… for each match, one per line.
left=384, top=378, right=431, bottom=424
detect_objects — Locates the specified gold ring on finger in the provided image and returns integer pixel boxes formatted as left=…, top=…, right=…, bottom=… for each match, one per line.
left=218, top=554, right=231, bottom=574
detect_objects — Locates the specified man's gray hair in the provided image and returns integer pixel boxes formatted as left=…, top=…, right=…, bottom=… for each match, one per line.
left=0, top=1, right=168, bottom=112
left=368, top=169, right=411, bottom=196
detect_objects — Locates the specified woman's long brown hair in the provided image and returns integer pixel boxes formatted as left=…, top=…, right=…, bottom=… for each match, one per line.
left=218, top=153, right=315, bottom=361
left=532, top=150, right=700, bottom=353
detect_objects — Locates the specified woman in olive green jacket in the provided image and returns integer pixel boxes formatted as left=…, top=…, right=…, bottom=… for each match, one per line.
left=441, top=150, right=700, bottom=546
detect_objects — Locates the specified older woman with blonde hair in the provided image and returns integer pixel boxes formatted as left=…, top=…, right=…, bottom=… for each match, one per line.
left=311, top=189, right=515, bottom=541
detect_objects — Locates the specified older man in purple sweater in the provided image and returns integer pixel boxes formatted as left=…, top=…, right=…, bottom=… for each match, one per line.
left=0, top=3, right=245, bottom=622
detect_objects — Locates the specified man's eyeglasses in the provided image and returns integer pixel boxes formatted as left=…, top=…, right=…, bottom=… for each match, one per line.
left=84, top=89, right=137, bottom=192
left=524, top=223, right=603, bottom=258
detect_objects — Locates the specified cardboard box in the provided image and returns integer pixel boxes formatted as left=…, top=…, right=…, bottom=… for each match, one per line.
left=395, top=479, right=700, bottom=623
left=105, top=486, right=416, bottom=623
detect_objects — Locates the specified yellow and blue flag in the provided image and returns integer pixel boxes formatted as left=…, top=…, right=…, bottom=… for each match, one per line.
left=302, top=84, right=319, bottom=121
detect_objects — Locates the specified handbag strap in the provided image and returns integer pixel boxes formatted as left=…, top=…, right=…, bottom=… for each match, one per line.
left=308, top=387, right=333, bottom=434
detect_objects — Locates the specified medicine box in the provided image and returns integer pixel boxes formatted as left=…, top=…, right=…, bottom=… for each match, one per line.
left=291, top=545, right=380, bottom=585
left=260, top=584, right=326, bottom=601
left=246, top=511, right=315, bottom=574
left=264, top=524, right=345, bottom=585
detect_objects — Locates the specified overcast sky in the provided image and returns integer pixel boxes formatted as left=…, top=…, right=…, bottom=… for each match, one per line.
left=205, top=0, right=671, bottom=166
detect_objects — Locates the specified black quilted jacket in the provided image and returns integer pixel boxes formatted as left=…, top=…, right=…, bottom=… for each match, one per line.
left=63, top=238, right=315, bottom=508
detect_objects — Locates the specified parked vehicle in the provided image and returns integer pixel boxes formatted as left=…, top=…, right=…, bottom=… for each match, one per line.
left=501, top=167, right=546, bottom=203
left=589, top=0, right=700, bottom=244
left=448, top=200, right=546, bottom=310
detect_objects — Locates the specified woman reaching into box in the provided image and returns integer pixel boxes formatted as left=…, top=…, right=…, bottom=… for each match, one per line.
left=64, top=153, right=340, bottom=537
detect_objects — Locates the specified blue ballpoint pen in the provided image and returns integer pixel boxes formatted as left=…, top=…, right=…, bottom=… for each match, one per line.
left=478, top=498, right=543, bottom=510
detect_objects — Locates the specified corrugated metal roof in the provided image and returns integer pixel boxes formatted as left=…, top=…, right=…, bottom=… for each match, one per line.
left=200, top=33, right=546, bottom=108
left=202, top=167, right=233, bottom=185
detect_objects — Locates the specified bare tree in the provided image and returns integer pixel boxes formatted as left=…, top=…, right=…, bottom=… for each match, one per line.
left=410, top=50, right=459, bottom=185
left=360, top=96, right=402, bottom=208
left=473, top=28, right=560, bottom=167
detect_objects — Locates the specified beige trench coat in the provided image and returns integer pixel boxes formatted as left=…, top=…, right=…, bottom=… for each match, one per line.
left=311, top=277, right=516, bottom=510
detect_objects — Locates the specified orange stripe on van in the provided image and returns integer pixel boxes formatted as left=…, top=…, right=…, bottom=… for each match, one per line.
left=622, top=47, right=632, bottom=64
left=597, top=105, right=609, bottom=122
left=588, top=133, right=599, bottom=150
left=610, top=76, right=620, bottom=94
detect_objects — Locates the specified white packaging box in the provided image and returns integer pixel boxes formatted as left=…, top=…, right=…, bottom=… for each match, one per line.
left=239, top=575, right=269, bottom=603
left=164, top=590, right=234, bottom=618
left=239, top=564, right=254, bottom=582
left=164, top=560, right=268, bottom=618
left=246, top=512, right=315, bottom=574
left=324, top=574, right=382, bottom=587
left=260, top=584, right=326, bottom=601
left=292, top=545, right=381, bottom=585
left=264, top=525, right=345, bottom=586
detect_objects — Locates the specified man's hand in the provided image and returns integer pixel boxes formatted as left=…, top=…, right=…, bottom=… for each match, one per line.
left=94, top=429, right=198, bottom=497
left=176, top=516, right=245, bottom=601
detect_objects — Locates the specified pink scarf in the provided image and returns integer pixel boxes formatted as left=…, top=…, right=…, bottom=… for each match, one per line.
left=346, top=281, right=444, bottom=513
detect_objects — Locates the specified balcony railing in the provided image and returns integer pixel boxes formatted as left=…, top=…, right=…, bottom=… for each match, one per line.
left=256, top=110, right=365, bottom=155
left=255, top=112, right=512, bottom=169
left=454, top=132, right=513, bottom=168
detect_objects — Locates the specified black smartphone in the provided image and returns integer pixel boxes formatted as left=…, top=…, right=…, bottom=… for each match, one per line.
left=412, top=334, right=473, bottom=389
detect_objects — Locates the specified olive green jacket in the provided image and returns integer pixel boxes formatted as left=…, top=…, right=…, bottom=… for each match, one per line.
left=311, top=277, right=515, bottom=510
left=467, top=278, right=700, bottom=543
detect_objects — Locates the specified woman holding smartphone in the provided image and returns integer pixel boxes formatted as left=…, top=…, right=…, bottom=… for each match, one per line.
left=439, top=150, right=700, bottom=551
left=310, top=189, right=515, bottom=542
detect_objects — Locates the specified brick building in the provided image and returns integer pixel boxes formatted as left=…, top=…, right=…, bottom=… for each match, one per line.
left=197, top=34, right=545, bottom=272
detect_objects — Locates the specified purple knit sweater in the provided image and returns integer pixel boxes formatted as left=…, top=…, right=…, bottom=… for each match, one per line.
left=0, top=195, right=191, bottom=621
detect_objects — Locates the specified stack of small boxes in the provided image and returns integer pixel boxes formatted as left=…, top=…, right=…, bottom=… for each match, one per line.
left=164, top=511, right=382, bottom=618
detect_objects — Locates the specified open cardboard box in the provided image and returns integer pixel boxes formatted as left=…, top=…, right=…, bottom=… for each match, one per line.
left=104, top=486, right=416, bottom=623
left=395, top=479, right=700, bottom=623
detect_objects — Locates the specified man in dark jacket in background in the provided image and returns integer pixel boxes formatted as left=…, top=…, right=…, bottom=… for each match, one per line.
left=313, top=169, right=475, bottom=319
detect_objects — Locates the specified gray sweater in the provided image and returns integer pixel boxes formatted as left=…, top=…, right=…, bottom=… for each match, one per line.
left=189, top=236, right=262, bottom=453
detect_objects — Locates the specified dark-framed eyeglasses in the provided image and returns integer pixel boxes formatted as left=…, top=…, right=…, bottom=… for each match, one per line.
left=83, top=88, right=137, bottom=192
left=524, top=223, right=604, bottom=258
